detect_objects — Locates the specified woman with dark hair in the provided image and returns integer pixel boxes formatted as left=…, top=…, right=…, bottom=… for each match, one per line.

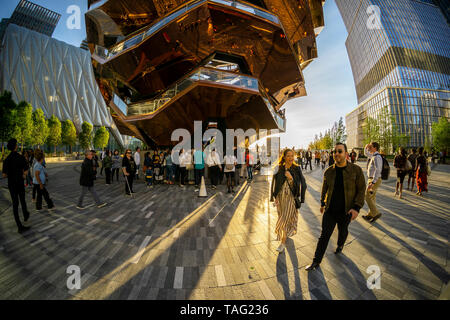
left=143, top=152, right=153, bottom=187
left=394, top=147, right=408, bottom=199
left=416, top=147, right=428, bottom=196
left=111, top=150, right=121, bottom=182
left=122, top=148, right=136, bottom=195
left=270, top=149, right=307, bottom=252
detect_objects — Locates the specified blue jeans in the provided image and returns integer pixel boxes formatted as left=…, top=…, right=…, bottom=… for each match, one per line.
left=166, top=165, right=175, bottom=182
left=247, top=165, right=253, bottom=180
left=145, top=169, right=153, bottom=186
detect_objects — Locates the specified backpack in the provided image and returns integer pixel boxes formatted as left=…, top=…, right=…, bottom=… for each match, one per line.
left=376, top=154, right=390, bottom=180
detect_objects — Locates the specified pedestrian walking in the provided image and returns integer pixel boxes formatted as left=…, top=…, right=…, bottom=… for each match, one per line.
left=245, top=149, right=254, bottom=181
left=134, top=147, right=141, bottom=180
left=100, top=148, right=106, bottom=176
left=103, top=150, right=112, bottom=185
left=315, top=151, right=321, bottom=167
left=111, top=150, right=121, bottom=183
left=92, top=150, right=99, bottom=179
left=143, top=152, right=153, bottom=188
left=350, top=150, right=357, bottom=164
left=270, top=149, right=307, bottom=252
left=207, top=148, right=221, bottom=189
left=362, top=142, right=383, bottom=223
left=416, top=147, right=428, bottom=196
left=394, top=147, right=408, bottom=199
left=122, top=149, right=137, bottom=195
left=328, top=150, right=335, bottom=167
left=407, top=148, right=418, bottom=191
left=194, top=147, right=206, bottom=192
left=77, top=150, right=107, bottom=209
left=179, top=149, right=189, bottom=188
left=305, top=143, right=365, bottom=271
left=2, top=139, right=31, bottom=233
left=165, top=150, right=175, bottom=184
left=33, top=150, right=54, bottom=211
left=321, top=151, right=328, bottom=170
left=305, top=149, right=313, bottom=171
left=224, top=152, right=237, bottom=193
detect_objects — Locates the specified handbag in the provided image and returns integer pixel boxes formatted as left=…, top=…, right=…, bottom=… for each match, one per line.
left=405, top=159, right=412, bottom=171
left=426, top=163, right=431, bottom=176
left=286, top=171, right=301, bottom=209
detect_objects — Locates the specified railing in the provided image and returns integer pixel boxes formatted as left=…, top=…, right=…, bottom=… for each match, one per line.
left=94, top=0, right=280, bottom=61
left=127, top=67, right=259, bottom=115
left=126, top=66, right=285, bottom=131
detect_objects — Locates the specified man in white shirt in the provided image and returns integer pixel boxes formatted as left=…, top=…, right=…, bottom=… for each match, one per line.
left=206, top=149, right=222, bottom=189
left=224, top=153, right=237, bottom=193
left=134, top=147, right=141, bottom=180
left=362, top=142, right=383, bottom=223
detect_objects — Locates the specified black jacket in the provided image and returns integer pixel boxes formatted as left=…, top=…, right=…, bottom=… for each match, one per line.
left=80, top=158, right=95, bottom=187
left=270, top=164, right=307, bottom=203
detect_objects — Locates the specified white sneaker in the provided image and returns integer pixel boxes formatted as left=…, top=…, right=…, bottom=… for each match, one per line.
left=276, top=243, right=286, bottom=253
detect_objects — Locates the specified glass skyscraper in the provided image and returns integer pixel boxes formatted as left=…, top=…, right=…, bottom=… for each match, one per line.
left=336, top=0, right=450, bottom=150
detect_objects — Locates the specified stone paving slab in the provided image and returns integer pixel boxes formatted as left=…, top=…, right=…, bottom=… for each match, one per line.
left=0, top=160, right=449, bottom=300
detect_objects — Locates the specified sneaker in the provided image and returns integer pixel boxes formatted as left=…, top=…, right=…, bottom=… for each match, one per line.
left=195, top=189, right=199, bottom=192
left=335, top=246, right=343, bottom=254
left=97, top=203, right=107, bottom=208
left=76, top=205, right=86, bottom=210
left=48, top=206, right=55, bottom=211
left=362, top=215, right=372, bottom=221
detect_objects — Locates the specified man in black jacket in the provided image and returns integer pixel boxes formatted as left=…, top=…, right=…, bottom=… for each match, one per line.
left=305, top=149, right=313, bottom=171
left=306, top=142, right=366, bottom=271
left=2, top=139, right=31, bottom=233
left=77, top=151, right=106, bottom=210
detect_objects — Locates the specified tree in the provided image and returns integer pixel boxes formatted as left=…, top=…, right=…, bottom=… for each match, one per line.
left=93, top=126, right=110, bottom=150
left=61, top=119, right=77, bottom=154
left=432, top=117, right=450, bottom=153
left=0, top=91, right=17, bottom=158
left=12, top=101, right=33, bottom=151
left=335, top=117, right=347, bottom=144
left=78, top=121, right=93, bottom=150
left=47, top=115, right=62, bottom=155
left=31, top=108, right=49, bottom=148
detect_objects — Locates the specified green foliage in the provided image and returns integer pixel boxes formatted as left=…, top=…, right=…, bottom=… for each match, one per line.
left=78, top=121, right=93, bottom=150
left=93, top=126, right=110, bottom=149
left=61, top=119, right=77, bottom=152
left=363, top=106, right=408, bottom=155
left=31, top=108, right=49, bottom=147
left=0, top=91, right=17, bottom=143
left=12, top=101, right=33, bottom=150
left=47, top=115, right=62, bottom=152
left=309, top=118, right=346, bottom=151
left=432, top=117, right=450, bottom=152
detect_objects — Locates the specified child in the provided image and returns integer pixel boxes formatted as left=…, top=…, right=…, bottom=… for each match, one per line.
left=145, top=167, right=153, bottom=188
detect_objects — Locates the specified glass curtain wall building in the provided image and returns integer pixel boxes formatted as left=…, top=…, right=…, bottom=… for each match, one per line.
left=336, top=0, right=450, bottom=150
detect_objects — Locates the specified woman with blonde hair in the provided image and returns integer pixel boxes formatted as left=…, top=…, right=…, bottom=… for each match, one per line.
left=270, top=149, right=307, bottom=252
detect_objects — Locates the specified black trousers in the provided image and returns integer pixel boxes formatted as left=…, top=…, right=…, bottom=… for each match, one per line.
left=34, top=184, right=54, bottom=210
left=125, top=174, right=134, bottom=194
left=180, top=167, right=187, bottom=185
left=304, top=159, right=312, bottom=170
left=209, top=166, right=220, bottom=186
left=112, top=168, right=120, bottom=182
left=194, top=168, right=205, bottom=186
left=8, top=185, right=29, bottom=228
left=105, top=168, right=112, bottom=184
left=313, top=210, right=351, bottom=264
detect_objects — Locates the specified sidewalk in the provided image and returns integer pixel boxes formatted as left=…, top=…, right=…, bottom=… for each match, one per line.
left=0, top=161, right=448, bottom=299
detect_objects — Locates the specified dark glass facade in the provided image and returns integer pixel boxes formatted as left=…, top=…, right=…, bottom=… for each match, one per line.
left=8, top=0, right=61, bottom=37
left=336, top=0, right=450, bottom=149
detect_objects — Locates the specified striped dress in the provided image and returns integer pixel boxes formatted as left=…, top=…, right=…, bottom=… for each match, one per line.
left=275, top=179, right=298, bottom=241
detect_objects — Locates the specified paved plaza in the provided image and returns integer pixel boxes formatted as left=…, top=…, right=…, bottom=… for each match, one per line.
left=0, top=160, right=449, bottom=300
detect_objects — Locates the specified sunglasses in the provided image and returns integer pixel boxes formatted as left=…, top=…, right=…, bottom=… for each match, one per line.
left=126, top=152, right=132, bottom=154
left=334, top=149, right=344, bottom=154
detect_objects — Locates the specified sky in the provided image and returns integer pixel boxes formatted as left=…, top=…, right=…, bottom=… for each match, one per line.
left=0, top=0, right=359, bottom=149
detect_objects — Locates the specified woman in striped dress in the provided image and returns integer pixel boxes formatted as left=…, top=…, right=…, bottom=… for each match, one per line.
left=270, top=149, right=307, bottom=252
